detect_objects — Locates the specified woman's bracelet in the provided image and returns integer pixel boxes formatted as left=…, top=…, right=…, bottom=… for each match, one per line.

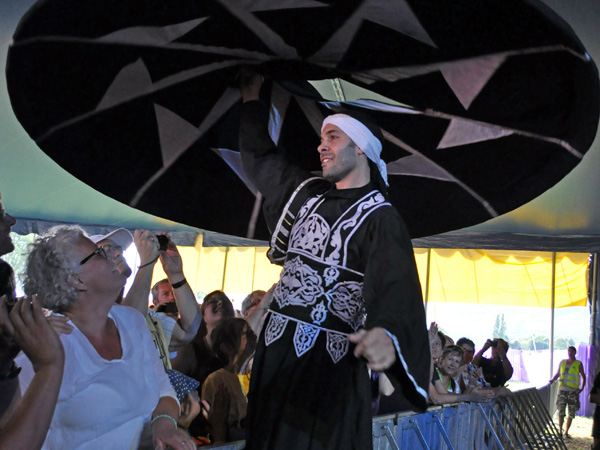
left=151, top=414, right=178, bottom=429
left=138, top=256, right=159, bottom=269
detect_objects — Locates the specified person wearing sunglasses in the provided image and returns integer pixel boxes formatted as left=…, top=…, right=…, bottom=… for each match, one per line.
left=16, top=225, right=195, bottom=450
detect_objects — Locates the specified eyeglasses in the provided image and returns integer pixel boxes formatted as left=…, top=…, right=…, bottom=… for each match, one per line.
left=80, top=247, right=108, bottom=265
left=99, top=244, right=123, bottom=259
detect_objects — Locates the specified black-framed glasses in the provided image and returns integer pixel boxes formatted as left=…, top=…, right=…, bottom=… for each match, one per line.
left=80, top=247, right=108, bottom=265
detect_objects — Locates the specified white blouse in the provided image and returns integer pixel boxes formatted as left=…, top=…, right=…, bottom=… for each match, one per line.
left=19, top=304, right=176, bottom=449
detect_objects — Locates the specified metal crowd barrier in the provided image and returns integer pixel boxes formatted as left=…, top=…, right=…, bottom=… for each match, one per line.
left=194, top=388, right=566, bottom=449
left=372, top=388, right=566, bottom=450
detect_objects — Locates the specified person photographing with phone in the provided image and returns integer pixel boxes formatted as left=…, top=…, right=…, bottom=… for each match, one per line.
left=472, top=338, right=514, bottom=388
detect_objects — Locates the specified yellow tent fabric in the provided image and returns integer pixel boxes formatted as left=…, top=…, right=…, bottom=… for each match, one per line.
left=152, top=240, right=588, bottom=308
left=415, top=249, right=588, bottom=308
left=151, top=236, right=282, bottom=303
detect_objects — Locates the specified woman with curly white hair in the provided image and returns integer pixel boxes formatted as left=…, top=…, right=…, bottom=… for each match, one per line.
left=19, top=225, right=195, bottom=450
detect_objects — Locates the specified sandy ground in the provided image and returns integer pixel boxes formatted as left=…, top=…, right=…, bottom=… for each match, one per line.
left=552, top=416, right=593, bottom=450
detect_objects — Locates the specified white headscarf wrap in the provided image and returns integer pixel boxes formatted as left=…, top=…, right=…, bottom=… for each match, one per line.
left=321, top=114, right=388, bottom=185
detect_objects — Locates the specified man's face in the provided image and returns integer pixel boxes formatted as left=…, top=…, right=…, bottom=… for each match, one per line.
left=97, top=238, right=132, bottom=278
left=318, top=124, right=360, bottom=185
left=155, top=282, right=175, bottom=306
left=460, top=344, right=474, bottom=364
left=0, top=197, right=17, bottom=257
left=568, top=347, right=576, bottom=359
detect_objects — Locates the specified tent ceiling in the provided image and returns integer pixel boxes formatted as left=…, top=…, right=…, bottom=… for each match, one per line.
left=1, top=0, right=599, bottom=250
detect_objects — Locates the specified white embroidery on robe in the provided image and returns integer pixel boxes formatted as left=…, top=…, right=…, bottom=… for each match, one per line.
left=323, top=267, right=339, bottom=286
left=326, top=331, right=349, bottom=364
left=310, top=301, right=328, bottom=325
left=293, top=322, right=320, bottom=357
left=289, top=214, right=329, bottom=257
left=264, top=314, right=289, bottom=346
left=325, top=193, right=386, bottom=265
left=326, top=281, right=364, bottom=330
left=274, top=257, right=324, bottom=308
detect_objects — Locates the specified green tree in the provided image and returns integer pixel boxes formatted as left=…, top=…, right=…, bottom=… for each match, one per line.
left=492, top=314, right=509, bottom=341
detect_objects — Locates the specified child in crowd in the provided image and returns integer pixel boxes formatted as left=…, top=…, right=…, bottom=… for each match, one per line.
left=202, top=318, right=257, bottom=443
left=433, top=346, right=464, bottom=394
left=165, top=369, right=212, bottom=446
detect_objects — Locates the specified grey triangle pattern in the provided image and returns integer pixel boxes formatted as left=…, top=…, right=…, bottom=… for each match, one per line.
left=218, top=0, right=299, bottom=58
left=440, top=55, right=506, bottom=110
left=96, top=18, right=207, bottom=45
left=309, top=0, right=435, bottom=66
left=437, top=119, right=514, bottom=150
left=386, top=155, right=455, bottom=182
left=155, top=87, right=240, bottom=167
left=96, top=58, right=153, bottom=110
left=154, top=104, right=201, bottom=167
left=212, top=148, right=259, bottom=196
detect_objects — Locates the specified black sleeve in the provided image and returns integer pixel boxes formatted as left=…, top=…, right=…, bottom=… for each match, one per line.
left=362, top=208, right=431, bottom=412
left=239, top=101, right=316, bottom=231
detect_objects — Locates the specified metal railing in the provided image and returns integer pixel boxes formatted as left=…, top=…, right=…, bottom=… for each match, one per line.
left=192, top=388, right=566, bottom=449
left=373, top=388, right=566, bottom=450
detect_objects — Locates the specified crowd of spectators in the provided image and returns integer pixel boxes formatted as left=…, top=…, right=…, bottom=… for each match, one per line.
left=0, top=192, right=522, bottom=448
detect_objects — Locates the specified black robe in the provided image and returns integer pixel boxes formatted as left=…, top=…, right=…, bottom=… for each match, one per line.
left=240, top=101, right=430, bottom=450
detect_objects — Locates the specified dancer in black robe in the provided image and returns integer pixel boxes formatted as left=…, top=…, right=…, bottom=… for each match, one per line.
left=239, top=73, right=430, bottom=450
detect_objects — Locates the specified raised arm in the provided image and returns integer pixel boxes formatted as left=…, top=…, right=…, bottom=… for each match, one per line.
left=0, top=297, right=64, bottom=450
left=122, top=229, right=160, bottom=315
left=158, top=236, right=200, bottom=336
left=472, top=340, right=492, bottom=367
left=245, top=284, right=275, bottom=335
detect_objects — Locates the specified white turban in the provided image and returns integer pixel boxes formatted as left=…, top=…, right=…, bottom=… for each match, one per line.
left=321, top=114, right=388, bottom=185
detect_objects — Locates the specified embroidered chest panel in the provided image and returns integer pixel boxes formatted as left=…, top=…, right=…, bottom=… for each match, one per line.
left=272, top=190, right=389, bottom=332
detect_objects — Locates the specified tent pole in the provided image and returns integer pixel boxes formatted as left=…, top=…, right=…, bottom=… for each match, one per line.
left=591, top=253, right=598, bottom=345
left=251, top=248, right=257, bottom=292
left=550, top=252, right=556, bottom=378
left=425, top=248, right=431, bottom=307
left=221, top=247, right=229, bottom=292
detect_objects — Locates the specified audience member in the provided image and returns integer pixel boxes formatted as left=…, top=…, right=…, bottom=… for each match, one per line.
left=19, top=226, right=193, bottom=449
left=443, top=334, right=455, bottom=348
left=457, top=337, right=488, bottom=389
left=172, top=290, right=235, bottom=385
left=93, top=229, right=201, bottom=369
left=428, top=324, right=494, bottom=405
left=473, top=338, right=514, bottom=388
left=244, top=284, right=275, bottom=336
left=550, top=346, right=586, bottom=438
left=166, top=369, right=211, bottom=446
left=0, top=190, right=21, bottom=425
left=0, top=296, right=64, bottom=450
left=433, top=346, right=464, bottom=394
left=203, top=318, right=257, bottom=443
left=152, top=278, right=176, bottom=309
left=428, top=322, right=445, bottom=365
left=171, top=290, right=235, bottom=437
left=241, top=290, right=266, bottom=318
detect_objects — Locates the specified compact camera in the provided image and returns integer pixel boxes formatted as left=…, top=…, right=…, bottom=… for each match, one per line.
left=490, top=340, right=498, bottom=348
left=157, top=235, right=169, bottom=251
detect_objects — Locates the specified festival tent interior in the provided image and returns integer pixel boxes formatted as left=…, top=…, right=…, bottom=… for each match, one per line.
left=0, top=1, right=598, bottom=324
